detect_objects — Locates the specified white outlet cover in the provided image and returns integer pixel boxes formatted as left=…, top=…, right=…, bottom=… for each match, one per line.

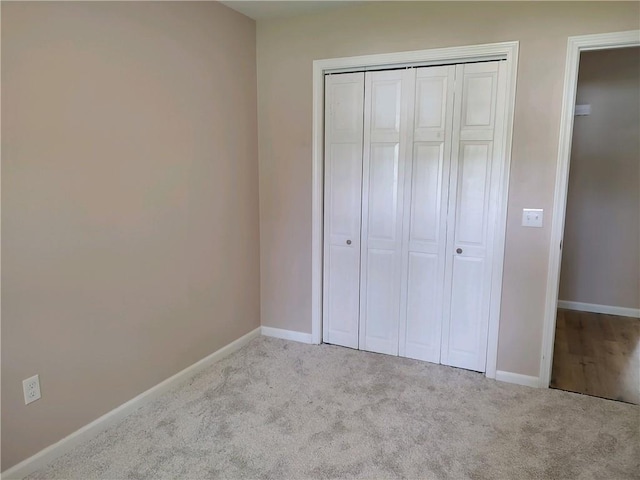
left=23, top=374, right=41, bottom=405
left=522, top=208, right=544, bottom=228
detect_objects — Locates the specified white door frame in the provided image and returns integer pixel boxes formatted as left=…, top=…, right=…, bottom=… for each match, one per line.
left=311, top=41, right=519, bottom=379
left=539, top=30, right=640, bottom=389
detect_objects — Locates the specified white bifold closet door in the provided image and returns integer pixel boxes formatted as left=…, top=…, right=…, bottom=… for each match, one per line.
left=323, top=61, right=506, bottom=373
left=399, top=65, right=455, bottom=364
left=359, top=69, right=413, bottom=355
left=440, top=61, right=507, bottom=372
left=322, top=72, right=364, bottom=349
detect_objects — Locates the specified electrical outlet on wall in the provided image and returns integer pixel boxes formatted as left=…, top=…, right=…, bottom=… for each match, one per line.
left=23, top=375, right=41, bottom=405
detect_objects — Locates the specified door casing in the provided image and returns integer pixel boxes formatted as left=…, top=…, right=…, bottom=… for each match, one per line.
left=312, top=41, right=519, bottom=380
left=539, top=30, right=640, bottom=389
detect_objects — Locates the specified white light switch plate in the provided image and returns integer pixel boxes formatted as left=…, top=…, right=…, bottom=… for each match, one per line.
left=522, top=208, right=543, bottom=228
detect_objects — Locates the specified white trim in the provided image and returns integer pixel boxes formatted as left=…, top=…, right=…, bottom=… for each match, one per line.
left=312, top=41, right=520, bottom=379
left=540, top=30, right=640, bottom=389
left=314, top=42, right=519, bottom=73
left=311, top=59, right=324, bottom=346
left=1, top=327, right=262, bottom=480
left=261, top=326, right=313, bottom=344
left=557, top=300, right=640, bottom=319
left=485, top=48, right=518, bottom=380
left=495, top=370, right=540, bottom=388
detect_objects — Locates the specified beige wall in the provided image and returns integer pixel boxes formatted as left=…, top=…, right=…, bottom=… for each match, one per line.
left=559, top=48, right=640, bottom=309
left=256, top=2, right=640, bottom=376
left=2, top=2, right=259, bottom=470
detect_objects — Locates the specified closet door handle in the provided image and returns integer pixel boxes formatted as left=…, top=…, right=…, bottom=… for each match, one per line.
left=346, top=239, right=352, bottom=245
left=456, top=248, right=463, bottom=254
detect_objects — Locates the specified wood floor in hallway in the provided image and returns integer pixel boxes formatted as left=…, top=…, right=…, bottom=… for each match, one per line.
left=551, top=308, right=640, bottom=404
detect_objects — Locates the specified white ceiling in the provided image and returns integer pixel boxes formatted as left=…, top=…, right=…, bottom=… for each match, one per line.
left=220, top=1, right=365, bottom=21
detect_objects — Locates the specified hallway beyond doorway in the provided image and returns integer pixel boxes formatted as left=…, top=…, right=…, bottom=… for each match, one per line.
left=551, top=309, right=639, bottom=404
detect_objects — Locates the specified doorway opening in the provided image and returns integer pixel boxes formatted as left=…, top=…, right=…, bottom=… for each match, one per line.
left=549, top=45, right=639, bottom=404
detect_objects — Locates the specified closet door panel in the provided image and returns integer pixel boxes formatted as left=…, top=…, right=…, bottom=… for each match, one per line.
left=448, top=256, right=484, bottom=362
left=360, top=70, right=410, bottom=356
left=460, top=64, right=498, bottom=133
left=441, top=61, right=505, bottom=372
left=463, top=76, right=494, bottom=126
left=325, top=143, right=363, bottom=348
left=399, top=65, right=454, bottom=362
left=363, top=139, right=401, bottom=353
left=363, top=249, right=397, bottom=353
left=403, top=144, right=444, bottom=362
left=415, top=74, right=449, bottom=134
left=328, top=143, right=363, bottom=239
left=371, top=81, right=402, bottom=138
left=323, top=73, right=364, bottom=349
left=326, top=244, right=362, bottom=347
left=367, top=144, right=400, bottom=244
left=410, top=144, right=443, bottom=243
left=405, top=252, right=440, bottom=361
left=455, top=142, right=492, bottom=249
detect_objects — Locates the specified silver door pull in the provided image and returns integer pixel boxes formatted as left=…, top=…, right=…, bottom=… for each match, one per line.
left=456, top=248, right=463, bottom=254
left=346, top=240, right=352, bottom=245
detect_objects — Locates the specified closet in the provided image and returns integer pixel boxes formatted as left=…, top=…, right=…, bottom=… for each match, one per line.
left=322, top=60, right=507, bottom=373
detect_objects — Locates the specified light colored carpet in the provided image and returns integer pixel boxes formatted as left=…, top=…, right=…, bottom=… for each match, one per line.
left=28, top=337, right=639, bottom=479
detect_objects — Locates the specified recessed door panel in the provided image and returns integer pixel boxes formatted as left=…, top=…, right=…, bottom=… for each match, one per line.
left=455, top=142, right=491, bottom=246
left=323, top=73, right=364, bottom=349
left=447, top=256, right=485, bottom=369
left=410, top=143, right=444, bottom=243
left=367, top=144, right=400, bottom=242
left=464, top=76, right=494, bottom=126
left=405, top=252, right=441, bottom=362
left=330, top=81, right=364, bottom=137
left=328, top=143, right=363, bottom=238
left=326, top=245, right=361, bottom=347
left=371, top=81, right=402, bottom=133
left=461, top=63, right=498, bottom=133
left=364, top=249, right=398, bottom=354
left=416, top=76, right=447, bottom=129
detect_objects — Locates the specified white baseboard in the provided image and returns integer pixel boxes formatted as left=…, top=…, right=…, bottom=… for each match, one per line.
left=557, top=300, right=640, bottom=318
left=495, top=370, right=540, bottom=388
left=1, top=327, right=261, bottom=480
left=261, top=326, right=313, bottom=344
